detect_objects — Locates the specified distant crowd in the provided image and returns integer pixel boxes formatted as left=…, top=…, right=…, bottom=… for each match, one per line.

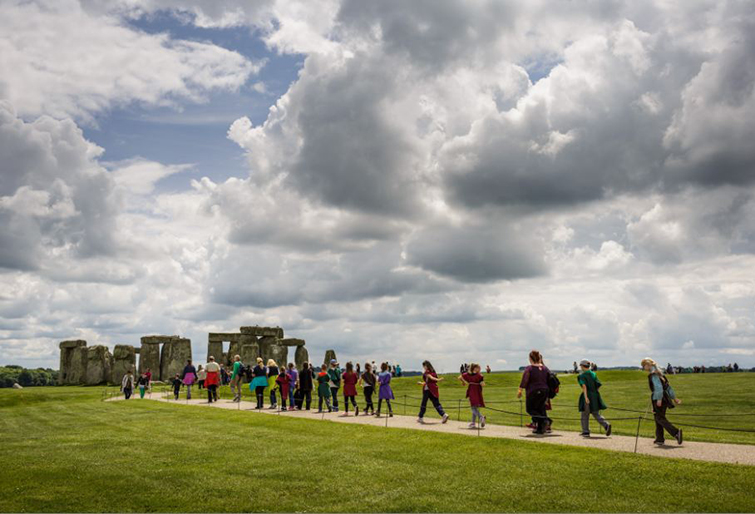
left=118, top=351, right=689, bottom=446
left=665, top=362, right=741, bottom=374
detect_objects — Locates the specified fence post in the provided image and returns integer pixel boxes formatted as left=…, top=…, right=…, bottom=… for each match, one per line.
left=457, top=399, right=461, bottom=421
left=519, top=399, right=523, bottom=427
left=634, top=416, right=642, bottom=454
left=404, top=395, right=406, bottom=416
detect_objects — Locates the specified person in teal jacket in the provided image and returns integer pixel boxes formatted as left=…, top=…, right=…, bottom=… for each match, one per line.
left=327, top=359, right=341, bottom=412
left=577, top=360, right=611, bottom=437
left=642, top=358, right=683, bottom=445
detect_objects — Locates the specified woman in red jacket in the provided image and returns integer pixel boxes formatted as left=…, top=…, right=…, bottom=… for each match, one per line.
left=341, top=361, right=359, bottom=416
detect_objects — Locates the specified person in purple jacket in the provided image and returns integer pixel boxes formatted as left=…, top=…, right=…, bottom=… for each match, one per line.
left=286, top=362, right=298, bottom=411
left=376, top=362, right=394, bottom=418
left=517, top=350, right=551, bottom=435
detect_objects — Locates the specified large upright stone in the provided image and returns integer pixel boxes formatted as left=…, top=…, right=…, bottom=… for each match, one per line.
left=323, top=349, right=337, bottom=366
left=68, top=345, right=88, bottom=384
left=59, top=340, right=87, bottom=385
left=269, top=344, right=288, bottom=368
left=258, top=336, right=277, bottom=363
left=294, top=346, right=309, bottom=369
left=111, top=345, right=136, bottom=384
left=207, top=340, right=224, bottom=363
left=160, top=337, right=192, bottom=381
left=85, top=345, right=113, bottom=385
left=226, top=340, right=243, bottom=366
left=240, top=343, right=259, bottom=368
left=139, top=340, right=161, bottom=378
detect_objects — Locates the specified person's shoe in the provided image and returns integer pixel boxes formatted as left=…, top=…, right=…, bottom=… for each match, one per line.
left=580, top=432, right=591, bottom=437
left=468, top=422, right=476, bottom=429
left=417, top=418, right=425, bottom=424
left=525, top=423, right=536, bottom=429
left=328, top=407, right=332, bottom=413
left=481, top=416, right=487, bottom=428
left=375, top=412, right=380, bottom=417
left=289, top=406, right=295, bottom=411
left=317, top=410, right=323, bottom=413
left=389, top=412, right=393, bottom=417
left=546, top=426, right=552, bottom=433
left=605, top=424, right=612, bottom=437
left=676, top=429, right=683, bottom=445
left=654, top=440, right=665, bottom=445
left=441, top=413, right=449, bottom=424
left=355, top=406, right=359, bottom=416
left=269, top=405, right=276, bottom=410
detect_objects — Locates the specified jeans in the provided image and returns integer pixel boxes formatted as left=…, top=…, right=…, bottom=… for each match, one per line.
left=207, top=384, right=218, bottom=403
left=281, top=394, right=287, bottom=409
left=377, top=398, right=392, bottom=414
left=139, top=386, right=145, bottom=399
left=471, top=406, right=483, bottom=423
left=526, top=389, right=550, bottom=434
left=363, top=386, right=375, bottom=413
left=173, top=389, right=180, bottom=400
left=124, top=387, right=132, bottom=400
left=581, top=409, right=608, bottom=434
left=289, top=387, right=295, bottom=408
left=230, top=375, right=242, bottom=400
left=186, top=384, right=192, bottom=400
left=256, top=386, right=266, bottom=409
left=652, top=402, right=679, bottom=442
left=344, top=395, right=358, bottom=413
left=330, top=387, right=340, bottom=409
left=270, top=388, right=278, bottom=407
left=198, top=379, right=204, bottom=390
left=318, top=395, right=332, bottom=412
left=418, top=390, right=445, bottom=418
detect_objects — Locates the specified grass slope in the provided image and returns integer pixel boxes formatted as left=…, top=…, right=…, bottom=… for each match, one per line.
left=0, top=386, right=754, bottom=512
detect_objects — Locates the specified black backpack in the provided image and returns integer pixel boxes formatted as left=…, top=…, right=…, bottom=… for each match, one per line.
left=241, top=364, right=252, bottom=381
left=547, top=371, right=560, bottom=399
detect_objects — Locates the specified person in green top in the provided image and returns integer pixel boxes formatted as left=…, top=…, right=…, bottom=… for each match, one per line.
left=578, top=360, right=611, bottom=437
left=327, top=359, right=341, bottom=412
left=317, top=364, right=333, bottom=413
left=230, top=355, right=243, bottom=403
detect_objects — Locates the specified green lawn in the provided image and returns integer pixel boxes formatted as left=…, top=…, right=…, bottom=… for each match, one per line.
left=143, top=370, right=755, bottom=444
left=1, top=385, right=754, bottom=512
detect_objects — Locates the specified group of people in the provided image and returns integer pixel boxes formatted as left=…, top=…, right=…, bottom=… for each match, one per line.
left=120, top=352, right=686, bottom=446
left=667, top=362, right=741, bottom=374
left=120, top=368, right=152, bottom=400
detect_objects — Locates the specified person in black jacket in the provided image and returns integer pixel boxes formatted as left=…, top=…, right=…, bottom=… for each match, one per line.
left=297, top=362, right=315, bottom=410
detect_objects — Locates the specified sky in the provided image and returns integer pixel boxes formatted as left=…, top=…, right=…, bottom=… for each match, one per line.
left=2, top=0, right=755, bottom=373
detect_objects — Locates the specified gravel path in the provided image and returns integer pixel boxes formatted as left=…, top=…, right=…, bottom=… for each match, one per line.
left=112, top=395, right=755, bottom=466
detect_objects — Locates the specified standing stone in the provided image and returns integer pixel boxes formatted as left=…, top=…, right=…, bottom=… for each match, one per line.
left=111, top=345, right=136, bottom=385
left=258, top=336, right=277, bottom=363
left=160, top=337, right=192, bottom=381
left=207, top=340, right=224, bottom=363
left=226, top=339, right=242, bottom=367
left=240, top=343, right=259, bottom=371
left=323, top=349, right=337, bottom=366
left=294, top=346, right=309, bottom=369
left=85, top=345, right=113, bottom=386
left=68, top=345, right=88, bottom=385
left=139, top=341, right=161, bottom=378
left=269, top=343, right=288, bottom=368
left=58, top=340, right=87, bottom=385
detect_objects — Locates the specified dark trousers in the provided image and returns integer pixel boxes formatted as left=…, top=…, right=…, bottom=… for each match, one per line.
left=123, top=387, right=132, bottom=400
left=377, top=398, right=392, bottom=414
left=526, top=389, right=549, bottom=434
left=652, top=403, right=679, bottom=442
left=207, top=384, right=218, bottom=402
left=344, top=395, right=358, bottom=413
left=330, top=387, right=339, bottom=408
left=418, top=389, right=445, bottom=418
left=173, top=387, right=180, bottom=400
left=255, top=386, right=265, bottom=409
left=198, top=380, right=205, bottom=390
left=281, top=394, right=287, bottom=409
left=302, top=390, right=312, bottom=409
left=363, top=386, right=375, bottom=413
left=318, top=395, right=332, bottom=411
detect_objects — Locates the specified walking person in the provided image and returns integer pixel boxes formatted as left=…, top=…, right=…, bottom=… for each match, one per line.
left=641, top=358, right=683, bottom=445
left=144, top=368, right=152, bottom=393
left=298, top=362, right=314, bottom=410
left=171, top=373, right=182, bottom=400
left=276, top=367, right=290, bottom=410
left=376, top=362, right=394, bottom=417
left=197, top=365, right=206, bottom=390
left=417, top=360, right=449, bottom=424
left=517, top=350, right=551, bottom=434
left=267, top=359, right=280, bottom=409
left=359, top=362, right=377, bottom=415
left=250, top=358, right=268, bottom=409
left=341, top=362, right=359, bottom=416
left=577, top=360, right=611, bottom=437
left=287, top=363, right=298, bottom=411
left=328, top=359, right=341, bottom=412
left=205, top=356, right=220, bottom=403
left=121, top=370, right=134, bottom=400
left=182, top=359, right=197, bottom=400
left=137, top=372, right=148, bottom=399
left=458, top=363, right=486, bottom=428
left=230, top=355, right=243, bottom=402
left=317, top=364, right=333, bottom=413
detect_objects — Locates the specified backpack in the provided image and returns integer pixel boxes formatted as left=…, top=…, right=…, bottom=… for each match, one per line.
left=547, top=371, right=560, bottom=399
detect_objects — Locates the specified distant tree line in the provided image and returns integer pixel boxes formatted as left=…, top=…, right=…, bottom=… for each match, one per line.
left=0, top=365, right=58, bottom=388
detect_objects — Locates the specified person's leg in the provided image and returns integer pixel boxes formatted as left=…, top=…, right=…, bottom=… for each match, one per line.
left=365, top=387, right=374, bottom=413
left=418, top=390, right=430, bottom=418
left=430, top=394, right=446, bottom=416
left=343, top=394, right=349, bottom=414
left=377, top=398, right=383, bottom=415
left=581, top=409, right=590, bottom=434
left=318, top=395, right=324, bottom=412
left=207, top=385, right=213, bottom=403
left=213, top=385, right=218, bottom=401
left=305, top=390, right=311, bottom=410
left=654, top=404, right=678, bottom=440
left=331, top=388, right=339, bottom=410
left=592, top=411, right=609, bottom=430
left=470, top=406, right=479, bottom=424
left=326, top=396, right=332, bottom=411
left=187, top=384, right=192, bottom=400
left=281, top=395, right=287, bottom=409
left=289, top=388, right=295, bottom=408
left=533, top=390, right=547, bottom=433
left=139, top=386, right=145, bottom=399
left=386, top=399, right=392, bottom=414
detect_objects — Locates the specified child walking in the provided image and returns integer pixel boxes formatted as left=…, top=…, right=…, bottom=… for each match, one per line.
left=376, top=362, right=394, bottom=417
left=359, top=362, right=376, bottom=415
left=250, top=357, right=268, bottom=409
left=577, top=360, right=611, bottom=437
left=317, top=364, right=333, bottom=413
left=137, top=373, right=148, bottom=399
left=458, top=363, right=486, bottom=428
left=341, top=362, right=359, bottom=416
left=171, top=373, right=182, bottom=400
left=276, top=367, right=290, bottom=410
left=417, top=360, right=449, bottom=424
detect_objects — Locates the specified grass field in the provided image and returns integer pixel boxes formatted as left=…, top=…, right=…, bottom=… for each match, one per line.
left=140, top=370, right=755, bottom=444
left=1, top=379, right=755, bottom=513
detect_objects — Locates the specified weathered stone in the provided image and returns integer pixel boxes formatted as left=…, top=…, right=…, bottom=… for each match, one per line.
left=207, top=340, right=224, bottom=363
left=258, top=336, right=277, bottom=363
left=85, top=345, right=113, bottom=385
left=111, top=344, right=136, bottom=384
left=12, top=383, right=23, bottom=389
left=240, top=343, right=259, bottom=369
left=269, top=344, right=288, bottom=368
left=208, top=333, right=242, bottom=342
left=280, top=338, right=305, bottom=347
left=59, top=340, right=87, bottom=384
left=138, top=338, right=161, bottom=378
left=160, top=337, right=192, bottom=381
left=240, top=326, right=284, bottom=338
left=294, top=346, right=309, bottom=369
left=226, top=339, right=243, bottom=367
left=323, top=349, right=337, bottom=366
left=68, top=345, right=88, bottom=384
